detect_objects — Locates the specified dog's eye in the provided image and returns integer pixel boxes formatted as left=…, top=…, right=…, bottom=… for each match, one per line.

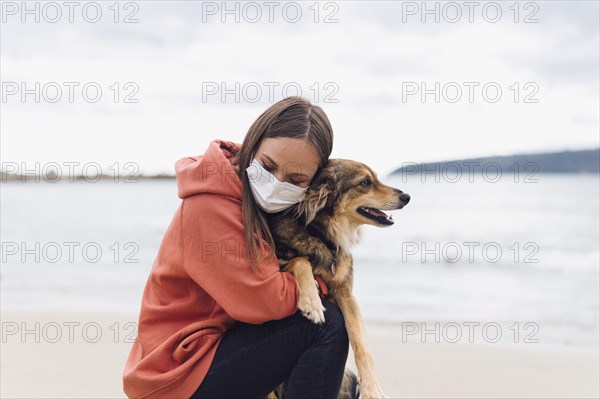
left=360, top=178, right=372, bottom=187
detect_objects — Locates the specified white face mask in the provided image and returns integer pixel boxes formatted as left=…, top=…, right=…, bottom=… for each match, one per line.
left=245, top=158, right=309, bottom=213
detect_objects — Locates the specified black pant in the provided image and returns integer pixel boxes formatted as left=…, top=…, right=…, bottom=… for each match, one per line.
left=190, top=297, right=351, bottom=399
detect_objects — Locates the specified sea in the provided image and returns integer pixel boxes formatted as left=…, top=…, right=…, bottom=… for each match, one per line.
left=1, top=174, right=598, bottom=354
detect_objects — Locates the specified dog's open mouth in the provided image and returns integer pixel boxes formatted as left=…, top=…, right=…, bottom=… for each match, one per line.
left=357, top=207, right=394, bottom=226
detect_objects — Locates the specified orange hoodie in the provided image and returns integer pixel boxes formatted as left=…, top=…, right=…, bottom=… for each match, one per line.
left=122, top=139, right=328, bottom=399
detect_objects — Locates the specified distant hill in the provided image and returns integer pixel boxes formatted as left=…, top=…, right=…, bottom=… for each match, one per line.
left=390, top=148, right=600, bottom=176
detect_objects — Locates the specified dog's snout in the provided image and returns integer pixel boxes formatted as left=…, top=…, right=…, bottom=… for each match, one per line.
left=393, top=188, right=411, bottom=204
left=399, top=193, right=411, bottom=204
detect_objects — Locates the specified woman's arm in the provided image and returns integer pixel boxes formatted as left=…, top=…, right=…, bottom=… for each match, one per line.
left=180, top=193, right=299, bottom=324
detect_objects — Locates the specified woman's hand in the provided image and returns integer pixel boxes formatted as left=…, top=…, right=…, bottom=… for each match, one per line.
left=314, top=275, right=329, bottom=299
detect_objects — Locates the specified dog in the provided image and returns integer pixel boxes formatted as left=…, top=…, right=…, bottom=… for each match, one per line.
left=265, top=158, right=411, bottom=399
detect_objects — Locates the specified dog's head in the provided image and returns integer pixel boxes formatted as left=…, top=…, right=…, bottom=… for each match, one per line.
left=294, top=158, right=410, bottom=227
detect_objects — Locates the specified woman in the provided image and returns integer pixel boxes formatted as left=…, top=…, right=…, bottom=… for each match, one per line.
left=123, top=96, right=359, bottom=399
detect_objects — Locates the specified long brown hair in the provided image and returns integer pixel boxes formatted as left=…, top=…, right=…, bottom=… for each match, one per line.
left=231, top=96, right=334, bottom=273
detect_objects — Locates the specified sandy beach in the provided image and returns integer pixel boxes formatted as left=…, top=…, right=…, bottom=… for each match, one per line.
left=1, top=312, right=598, bottom=399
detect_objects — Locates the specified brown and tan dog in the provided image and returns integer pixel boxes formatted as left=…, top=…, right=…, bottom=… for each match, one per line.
left=266, top=158, right=410, bottom=399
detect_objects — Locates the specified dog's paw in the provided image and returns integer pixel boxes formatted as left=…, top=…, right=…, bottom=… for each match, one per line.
left=359, top=379, right=386, bottom=399
left=264, top=392, right=277, bottom=399
left=298, top=285, right=326, bottom=324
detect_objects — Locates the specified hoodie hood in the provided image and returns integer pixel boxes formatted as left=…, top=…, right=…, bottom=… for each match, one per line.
left=175, top=139, right=243, bottom=199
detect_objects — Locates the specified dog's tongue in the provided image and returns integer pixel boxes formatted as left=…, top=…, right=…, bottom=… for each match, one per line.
left=367, top=207, right=388, bottom=218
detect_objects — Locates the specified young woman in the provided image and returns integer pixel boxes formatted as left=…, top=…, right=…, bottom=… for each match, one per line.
left=123, top=96, right=359, bottom=399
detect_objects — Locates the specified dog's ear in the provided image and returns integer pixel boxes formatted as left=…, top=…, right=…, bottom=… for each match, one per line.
left=293, top=182, right=332, bottom=226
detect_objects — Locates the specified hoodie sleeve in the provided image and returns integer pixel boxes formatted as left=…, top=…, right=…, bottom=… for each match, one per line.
left=180, top=193, right=300, bottom=324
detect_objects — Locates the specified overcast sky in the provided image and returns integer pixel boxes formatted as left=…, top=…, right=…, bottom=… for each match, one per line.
left=1, top=1, right=598, bottom=176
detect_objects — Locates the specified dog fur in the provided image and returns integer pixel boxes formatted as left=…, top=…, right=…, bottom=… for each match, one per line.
left=265, top=158, right=410, bottom=399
